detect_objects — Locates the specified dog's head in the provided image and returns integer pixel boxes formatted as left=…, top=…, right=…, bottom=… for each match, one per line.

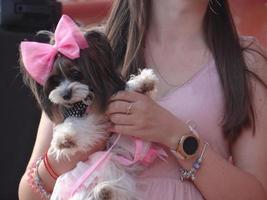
left=20, top=30, right=125, bottom=122
left=44, top=57, right=93, bottom=108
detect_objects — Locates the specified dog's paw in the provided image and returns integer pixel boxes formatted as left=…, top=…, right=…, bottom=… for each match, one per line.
left=90, top=184, right=113, bottom=200
left=99, top=187, right=113, bottom=200
left=126, top=68, right=158, bottom=95
left=94, top=187, right=112, bottom=200
left=51, top=115, right=108, bottom=161
left=51, top=122, right=80, bottom=161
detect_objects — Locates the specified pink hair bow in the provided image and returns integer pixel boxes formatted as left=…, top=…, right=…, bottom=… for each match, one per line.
left=20, top=15, right=88, bottom=85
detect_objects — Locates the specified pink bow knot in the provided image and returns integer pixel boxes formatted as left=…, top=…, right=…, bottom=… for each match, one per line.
left=20, top=15, right=88, bottom=85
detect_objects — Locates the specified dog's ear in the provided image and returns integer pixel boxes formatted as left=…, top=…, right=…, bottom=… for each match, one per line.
left=19, top=51, right=62, bottom=122
left=76, top=30, right=126, bottom=112
left=18, top=31, right=64, bottom=122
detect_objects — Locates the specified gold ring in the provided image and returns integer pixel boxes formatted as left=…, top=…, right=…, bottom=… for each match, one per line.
left=126, top=103, right=134, bottom=115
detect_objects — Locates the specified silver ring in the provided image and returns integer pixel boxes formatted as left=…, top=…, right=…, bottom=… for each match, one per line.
left=126, top=103, right=134, bottom=115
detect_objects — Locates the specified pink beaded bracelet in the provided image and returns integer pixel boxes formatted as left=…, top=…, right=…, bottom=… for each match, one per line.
left=27, top=156, right=51, bottom=199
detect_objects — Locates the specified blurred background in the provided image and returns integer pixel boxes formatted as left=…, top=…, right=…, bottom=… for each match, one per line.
left=0, top=0, right=266, bottom=199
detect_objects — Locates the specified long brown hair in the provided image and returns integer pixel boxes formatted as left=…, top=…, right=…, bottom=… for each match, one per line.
left=105, top=0, right=266, bottom=143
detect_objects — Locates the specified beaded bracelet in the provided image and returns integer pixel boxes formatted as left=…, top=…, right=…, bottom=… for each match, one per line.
left=27, top=156, right=51, bottom=199
left=180, top=142, right=209, bottom=181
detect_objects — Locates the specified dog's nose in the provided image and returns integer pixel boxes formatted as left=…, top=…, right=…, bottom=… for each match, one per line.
left=62, top=90, right=72, bottom=100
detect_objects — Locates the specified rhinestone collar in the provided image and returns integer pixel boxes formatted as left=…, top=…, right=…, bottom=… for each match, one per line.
left=63, top=101, right=88, bottom=119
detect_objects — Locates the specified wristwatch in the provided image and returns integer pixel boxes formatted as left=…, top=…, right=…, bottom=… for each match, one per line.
left=171, top=134, right=200, bottom=160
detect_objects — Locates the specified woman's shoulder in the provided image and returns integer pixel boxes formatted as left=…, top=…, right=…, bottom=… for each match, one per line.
left=240, top=35, right=265, bottom=55
left=240, top=35, right=267, bottom=83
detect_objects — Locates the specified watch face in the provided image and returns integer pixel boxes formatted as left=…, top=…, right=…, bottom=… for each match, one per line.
left=183, top=136, right=199, bottom=156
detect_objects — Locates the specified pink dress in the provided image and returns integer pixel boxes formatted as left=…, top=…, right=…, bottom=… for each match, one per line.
left=135, top=59, right=230, bottom=199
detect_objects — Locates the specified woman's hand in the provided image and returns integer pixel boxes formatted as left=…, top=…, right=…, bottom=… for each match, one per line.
left=38, top=139, right=106, bottom=192
left=47, top=139, right=106, bottom=175
left=106, top=91, right=187, bottom=148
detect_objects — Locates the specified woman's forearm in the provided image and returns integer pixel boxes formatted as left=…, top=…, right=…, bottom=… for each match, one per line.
left=18, top=160, right=56, bottom=200
left=18, top=174, right=49, bottom=200
left=18, top=141, right=106, bottom=200
left=178, top=141, right=267, bottom=200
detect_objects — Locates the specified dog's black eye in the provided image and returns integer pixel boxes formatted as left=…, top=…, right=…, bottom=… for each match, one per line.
left=70, top=70, right=82, bottom=81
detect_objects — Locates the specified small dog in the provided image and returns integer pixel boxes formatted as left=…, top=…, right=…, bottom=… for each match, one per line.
left=20, top=15, right=163, bottom=200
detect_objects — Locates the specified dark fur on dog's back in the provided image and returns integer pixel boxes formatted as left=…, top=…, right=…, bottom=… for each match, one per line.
left=20, top=30, right=126, bottom=122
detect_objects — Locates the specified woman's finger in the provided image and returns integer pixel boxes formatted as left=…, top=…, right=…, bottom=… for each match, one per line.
left=106, top=101, right=134, bottom=115
left=110, top=124, right=135, bottom=136
left=109, top=113, right=135, bottom=125
left=110, top=91, right=144, bottom=102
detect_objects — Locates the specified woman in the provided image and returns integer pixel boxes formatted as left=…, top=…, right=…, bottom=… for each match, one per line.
left=19, top=0, right=267, bottom=199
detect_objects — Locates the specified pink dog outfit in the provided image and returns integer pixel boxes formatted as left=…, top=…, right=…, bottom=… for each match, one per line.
left=51, top=134, right=167, bottom=199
